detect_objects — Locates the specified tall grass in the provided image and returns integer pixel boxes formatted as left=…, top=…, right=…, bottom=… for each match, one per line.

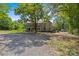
left=48, top=38, right=79, bottom=56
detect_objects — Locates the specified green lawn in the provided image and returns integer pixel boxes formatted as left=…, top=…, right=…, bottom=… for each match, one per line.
left=0, top=30, right=24, bottom=34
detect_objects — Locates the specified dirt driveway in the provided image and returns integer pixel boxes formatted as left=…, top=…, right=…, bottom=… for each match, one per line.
left=0, top=33, right=52, bottom=56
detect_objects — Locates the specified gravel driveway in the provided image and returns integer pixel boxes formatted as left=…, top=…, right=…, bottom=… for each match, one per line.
left=0, top=33, right=52, bottom=56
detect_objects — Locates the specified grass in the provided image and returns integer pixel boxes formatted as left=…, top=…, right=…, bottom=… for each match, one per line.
left=0, top=30, right=24, bottom=34
left=48, top=38, right=79, bottom=56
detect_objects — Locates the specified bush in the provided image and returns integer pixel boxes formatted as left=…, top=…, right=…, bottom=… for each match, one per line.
left=0, top=18, right=13, bottom=30
left=12, top=20, right=25, bottom=30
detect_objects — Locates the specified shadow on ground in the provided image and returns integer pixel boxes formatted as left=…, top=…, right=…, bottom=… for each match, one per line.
left=0, top=33, right=50, bottom=55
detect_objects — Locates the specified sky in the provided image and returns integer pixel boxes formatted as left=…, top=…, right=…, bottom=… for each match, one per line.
left=8, top=3, right=20, bottom=21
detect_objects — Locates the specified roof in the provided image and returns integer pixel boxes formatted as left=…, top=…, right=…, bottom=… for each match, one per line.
left=26, top=19, right=52, bottom=24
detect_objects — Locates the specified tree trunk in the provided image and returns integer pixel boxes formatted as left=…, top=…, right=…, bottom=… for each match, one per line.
left=34, top=18, right=37, bottom=33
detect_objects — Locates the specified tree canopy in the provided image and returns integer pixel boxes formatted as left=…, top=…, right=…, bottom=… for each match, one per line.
left=47, top=3, right=79, bottom=35
left=0, top=4, right=13, bottom=30
left=14, top=3, right=50, bottom=33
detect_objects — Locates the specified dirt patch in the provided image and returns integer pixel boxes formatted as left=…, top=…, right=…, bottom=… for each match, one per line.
left=0, top=33, right=52, bottom=56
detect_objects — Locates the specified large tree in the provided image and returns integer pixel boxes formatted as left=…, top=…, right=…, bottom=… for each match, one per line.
left=57, top=4, right=79, bottom=35
left=14, top=3, right=50, bottom=33
left=48, top=4, right=79, bottom=35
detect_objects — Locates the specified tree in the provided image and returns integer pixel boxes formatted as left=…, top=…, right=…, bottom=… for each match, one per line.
left=47, top=4, right=79, bottom=35
left=0, top=3, right=10, bottom=13
left=14, top=3, right=49, bottom=33
left=0, top=13, right=12, bottom=30
left=0, top=4, right=12, bottom=30
left=56, top=4, right=79, bottom=35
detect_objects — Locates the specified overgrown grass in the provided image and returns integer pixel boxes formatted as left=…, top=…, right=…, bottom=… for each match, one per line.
left=48, top=38, right=79, bottom=56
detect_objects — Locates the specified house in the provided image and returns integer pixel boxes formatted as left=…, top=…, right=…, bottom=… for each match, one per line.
left=25, top=19, right=53, bottom=32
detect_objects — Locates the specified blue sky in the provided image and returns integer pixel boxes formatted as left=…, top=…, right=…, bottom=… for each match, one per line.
left=8, top=3, right=20, bottom=21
